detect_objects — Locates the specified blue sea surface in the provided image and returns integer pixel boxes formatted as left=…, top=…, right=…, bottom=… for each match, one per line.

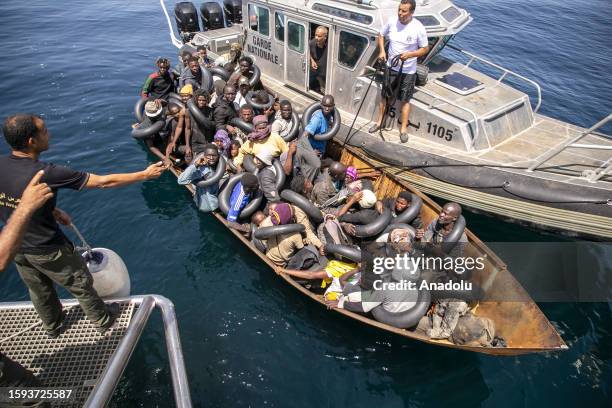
left=0, top=0, right=610, bottom=407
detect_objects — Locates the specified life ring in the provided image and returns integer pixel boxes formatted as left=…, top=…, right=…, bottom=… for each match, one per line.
left=324, top=244, right=361, bottom=263
left=393, top=194, right=422, bottom=225
left=210, top=66, right=230, bottom=82
left=134, top=97, right=151, bottom=123
left=131, top=120, right=164, bottom=140
left=254, top=223, right=305, bottom=240
left=441, top=215, right=466, bottom=254
left=251, top=224, right=267, bottom=252
left=282, top=111, right=301, bottom=142
left=186, top=99, right=212, bottom=129
left=300, top=101, right=341, bottom=141
left=382, top=223, right=416, bottom=236
left=218, top=173, right=264, bottom=219
left=195, top=155, right=226, bottom=188
left=249, top=64, right=261, bottom=88
left=354, top=208, right=392, bottom=238
left=371, top=286, right=431, bottom=329
left=242, top=154, right=258, bottom=173
left=280, top=190, right=323, bottom=224
left=246, top=91, right=274, bottom=111
left=230, top=117, right=254, bottom=134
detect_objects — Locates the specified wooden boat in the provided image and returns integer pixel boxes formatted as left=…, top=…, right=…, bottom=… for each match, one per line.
left=166, top=142, right=567, bottom=356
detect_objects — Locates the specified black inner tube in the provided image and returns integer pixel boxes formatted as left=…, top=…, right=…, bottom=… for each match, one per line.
left=254, top=223, right=305, bottom=240
left=195, top=155, right=226, bottom=188
left=300, top=101, right=341, bottom=141
left=371, top=286, right=431, bottom=329
left=282, top=111, right=301, bottom=142
left=393, top=194, right=422, bottom=225
left=134, top=97, right=151, bottom=123
left=246, top=91, right=274, bottom=111
left=272, top=160, right=286, bottom=191
left=230, top=117, right=254, bottom=134
left=187, top=99, right=213, bottom=129
left=218, top=173, right=263, bottom=219
left=249, top=64, right=261, bottom=88
left=382, top=223, right=416, bottom=235
left=131, top=120, right=164, bottom=140
left=251, top=223, right=267, bottom=252
left=354, top=208, right=392, bottom=238
left=324, top=244, right=361, bottom=263
left=280, top=190, right=323, bottom=224
left=441, top=215, right=466, bottom=254
left=242, top=154, right=257, bottom=173
left=210, top=66, right=230, bottom=82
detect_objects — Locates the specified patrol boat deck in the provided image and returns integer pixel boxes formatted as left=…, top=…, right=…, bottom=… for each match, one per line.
left=162, top=0, right=612, bottom=239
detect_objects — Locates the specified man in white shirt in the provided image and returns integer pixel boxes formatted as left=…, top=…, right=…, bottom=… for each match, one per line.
left=370, top=0, right=429, bottom=143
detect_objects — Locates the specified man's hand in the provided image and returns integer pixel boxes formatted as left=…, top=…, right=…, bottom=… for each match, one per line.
left=52, top=208, right=71, bottom=226
left=400, top=51, right=413, bottom=61
left=165, top=142, right=176, bottom=157
left=226, top=125, right=236, bottom=135
left=349, top=191, right=364, bottom=204
left=19, top=170, right=53, bottom=215
left=377, top=51, right=387, bottom=62
left=324, top=299, right=339, bottom=309
left=341, top=222, right=356, bottom=236
left=194, top=155, right=207, bottom=167
left=288, top=141, right=297, bottom=155
left=375, top=200, right=384, bottom=214
left=314, top=149, right=321, bottom=157
left=144, top=161, right=168, bottom=180
left=184, top=146, right=193, bottom=163
left=311, top=60, right=318, bottom=70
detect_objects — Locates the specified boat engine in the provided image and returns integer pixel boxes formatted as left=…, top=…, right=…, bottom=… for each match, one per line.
left=223, top=0, right=243, bottom=24
left=174, top=2, right=200, bottom=34
left=200, top=2, right=225, bottom=31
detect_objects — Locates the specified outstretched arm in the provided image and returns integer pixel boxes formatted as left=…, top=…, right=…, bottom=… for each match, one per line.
left=278, top=268, right=327, bottom=280
left=85, top=162, right=167, bottom=189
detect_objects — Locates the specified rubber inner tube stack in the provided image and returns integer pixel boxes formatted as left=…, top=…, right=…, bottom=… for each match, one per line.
left=280, top=190, right=323, bottom=224
left=300, top=101, right=341, bottom=141
left=254, top=223, right=305, bottom=240
left=354, top=208, right=393, bottom=238
left=195, top=156, right=227, bottom=188
left=218, top=173, right=263, bottom=220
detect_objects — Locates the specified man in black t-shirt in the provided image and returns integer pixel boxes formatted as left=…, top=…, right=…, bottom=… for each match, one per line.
left=308, top=26, right=328, bottom=93
left=0, top=114, right=166, bottom=337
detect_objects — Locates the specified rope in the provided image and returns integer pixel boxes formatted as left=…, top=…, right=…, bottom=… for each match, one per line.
left=0, top=321, right=42, bottom=344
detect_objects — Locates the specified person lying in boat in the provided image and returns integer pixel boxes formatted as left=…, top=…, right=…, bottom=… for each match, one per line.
left=271, top=100, right=294, bottom=139
left=279, top=260, right=360, bottom=298
left=213, top=84, right=239, bottom=133
left=179, top=56, right=206, bottom=90
left=227, top=56, right=263, bottom=90
left=189, top=89, right=216, bottom=156
left=177, top=144, right=222, bottom=212
left=258, top=203, right=323, bottom=268
left=295, top=94, right=336, bottom=182
left=416, top=202, right=467, bottom=258
left=234, top=76, right=251, bottom=108
left=234, top=115, right=288, bottom=170
left=375, top=191, right=423, bottom=229
left=336, top=190, right=381, bottom=237
left=310, top=161, right=347, bottom=209
left=227, top=173, right=260, bottom=222
left=230, top=104, right=255, bottom=145
left=141, top=57, right=175, bottom=100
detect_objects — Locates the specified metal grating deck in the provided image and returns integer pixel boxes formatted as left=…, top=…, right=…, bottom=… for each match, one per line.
left=0, top=300, right=135, bottom=407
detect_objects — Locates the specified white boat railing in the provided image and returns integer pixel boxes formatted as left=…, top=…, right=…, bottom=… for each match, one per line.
left=446, top=44, right=543, bottom=114
left=526, top=113, right=612, bottom=183
left=160, top=0, right=183, bottom=49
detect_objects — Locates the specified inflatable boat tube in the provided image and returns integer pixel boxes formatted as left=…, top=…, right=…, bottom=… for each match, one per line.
left=251, top=224, right=267, bottom=253
left=210, top=66, right=230, bottom=82
left=218, top=173, right=264, bottom=219
left=230, top=117, right=254, bottom=134
left=195, top=155, right=226, bottom=188
left=131, top=120, right=164, bottom=140
left=246, top=91, right=274, bottom=111
left=242, top=154, right=257, bottom=173
left=272, top=160, right=286, bottom=191
left=393, top=194, right=422, bottom=225
left=371, top=286, right=431, bottom=329
left=324, top=244, right=361, bottom=263
left=354, top=208, right=392, bottom=238
left=254, top=223, right=305, bottom=240
left=282, top=111, right=301, bottom=142
left=441, top=215, right=466, bottom=255
left=382, top=223, right=416, bottom=236
left=249, top=64, right=261, bottom=88
left=280, top=190, right=323, bottom=224
left=134, top=97, right=151, bottom=123
left=301, top=102, right=341, bottom=141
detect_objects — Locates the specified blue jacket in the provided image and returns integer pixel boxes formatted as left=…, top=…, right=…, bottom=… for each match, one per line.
left=304, top=109, right=330, bottom=152
left=177, top=163, right=219, bottom=212
left=227, top=182, right=252, bottom=222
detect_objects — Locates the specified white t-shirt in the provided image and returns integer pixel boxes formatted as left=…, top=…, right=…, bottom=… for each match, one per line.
left=380, top=17, right=428, bottom=74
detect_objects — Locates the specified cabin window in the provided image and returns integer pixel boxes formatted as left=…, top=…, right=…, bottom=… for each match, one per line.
left=288, top=21, right=305, bottom=53
left=248, top=4, right=270, bottom=36
left=415, top=15, right=440, bottom=27
left=275, top=11, right=285, bottom=42
left=337, top=31, right=368, bottom=70
left=311, top=3, right=373, bottom=25
left=441, top=6, right=461, bottom=23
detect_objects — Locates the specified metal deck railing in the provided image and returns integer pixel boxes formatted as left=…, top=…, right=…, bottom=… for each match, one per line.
left=0, top=295, right=192, bottom=407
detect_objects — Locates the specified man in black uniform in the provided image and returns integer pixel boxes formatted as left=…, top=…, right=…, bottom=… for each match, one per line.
left=309, top=26, right=328, bottom=93
left=0, top=114, right=166, bottom=337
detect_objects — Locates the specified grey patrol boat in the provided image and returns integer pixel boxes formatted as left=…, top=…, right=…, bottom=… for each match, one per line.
left=163, top=0, right=612, bottom=239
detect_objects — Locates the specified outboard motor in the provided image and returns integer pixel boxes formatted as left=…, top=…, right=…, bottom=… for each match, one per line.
left=200, top=2, right=225, bottom=31
left=224, top=0, right=243, bottom=24
left=174, top=2, right=200, bottom=34
left=70, top=223, right=130, bottom=299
